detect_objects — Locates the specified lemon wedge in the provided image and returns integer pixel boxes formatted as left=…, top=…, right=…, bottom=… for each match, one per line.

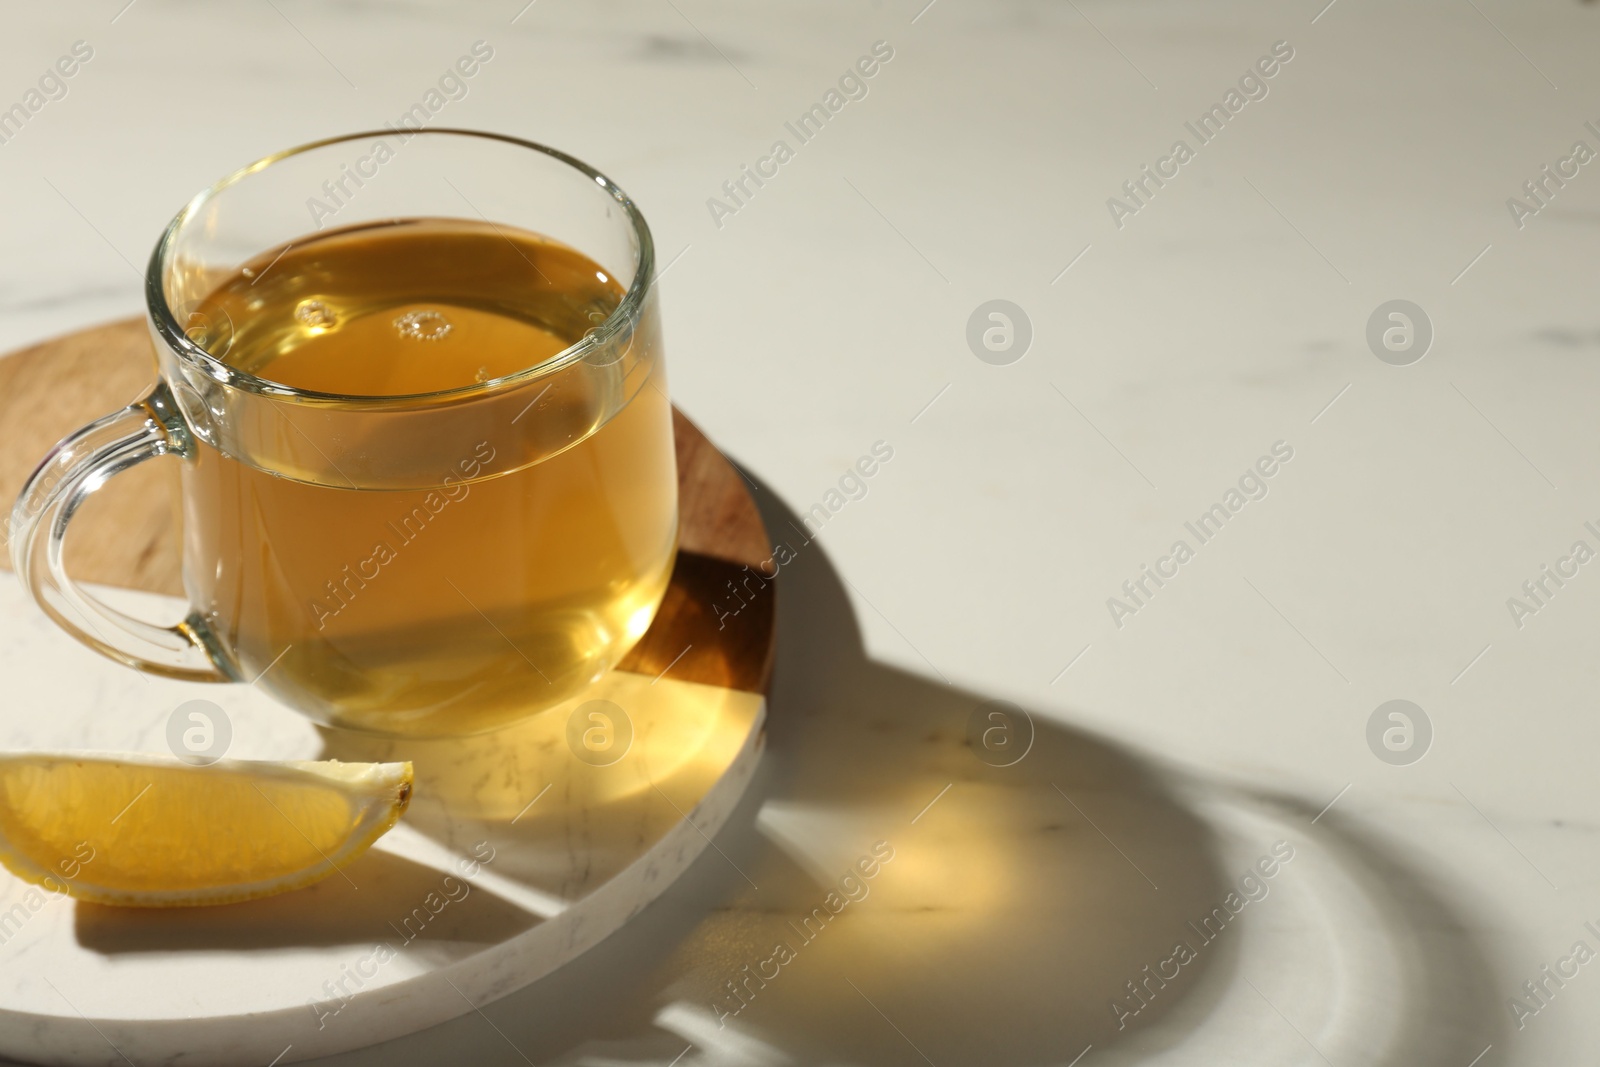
left=0, top=753, right=412, bottom=907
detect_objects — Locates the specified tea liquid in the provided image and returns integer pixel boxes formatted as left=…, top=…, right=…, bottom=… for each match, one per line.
left=182, top=218, right=677, bottom=736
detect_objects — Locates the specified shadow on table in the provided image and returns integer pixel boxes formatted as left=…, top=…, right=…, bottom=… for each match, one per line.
left=312, top=475, right=1502, bottom=1066
left=73, top=848, right=539, bottom=956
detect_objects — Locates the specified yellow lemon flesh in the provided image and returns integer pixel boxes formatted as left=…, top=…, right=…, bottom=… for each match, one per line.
left=0, top=753, right=412, bottom=907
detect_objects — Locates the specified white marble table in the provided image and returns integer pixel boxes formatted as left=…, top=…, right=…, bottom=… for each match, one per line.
left=3, top=0, right=1599, bottom=1063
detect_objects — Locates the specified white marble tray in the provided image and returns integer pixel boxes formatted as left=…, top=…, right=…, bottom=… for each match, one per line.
left=0, top=583, right=765, bottom=1067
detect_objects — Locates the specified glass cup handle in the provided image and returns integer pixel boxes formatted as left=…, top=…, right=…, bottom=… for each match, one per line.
left=8, top=382, right=228, bottom=682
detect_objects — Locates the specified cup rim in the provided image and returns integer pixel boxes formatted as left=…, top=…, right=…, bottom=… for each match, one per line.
left=145, top=128, right=656, bottom=407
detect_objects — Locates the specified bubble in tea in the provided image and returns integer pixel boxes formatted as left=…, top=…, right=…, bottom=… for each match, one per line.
left=294, top=299, right=337, bottom=330
left=393, top=309, right=452, bottom=341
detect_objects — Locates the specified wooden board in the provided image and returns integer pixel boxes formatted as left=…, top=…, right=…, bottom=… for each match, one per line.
left=0, top=316, right=775, bottom=694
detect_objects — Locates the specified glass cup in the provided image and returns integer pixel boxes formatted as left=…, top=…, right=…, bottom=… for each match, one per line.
left=10, top=130, right=679, bottom=738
